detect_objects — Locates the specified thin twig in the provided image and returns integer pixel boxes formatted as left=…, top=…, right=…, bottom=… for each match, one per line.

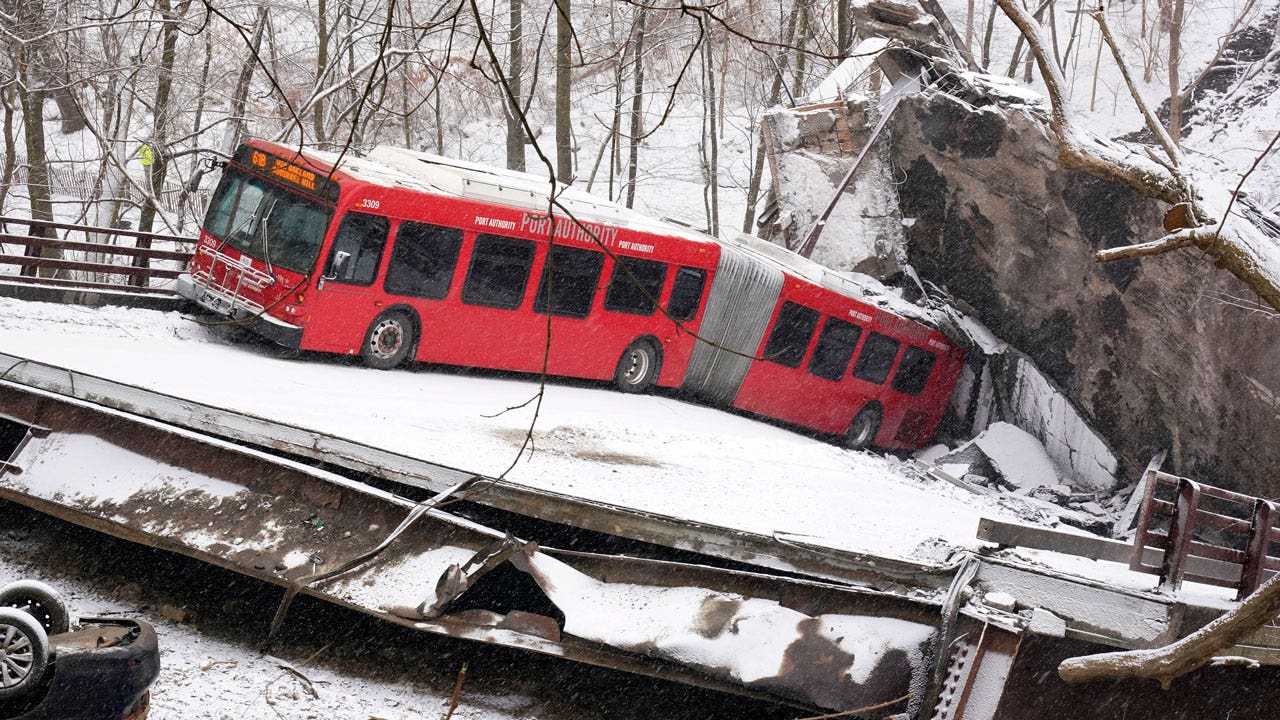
left=442, top=662, right=468, bottom=720
left=791, top=693, right=910, bottom=719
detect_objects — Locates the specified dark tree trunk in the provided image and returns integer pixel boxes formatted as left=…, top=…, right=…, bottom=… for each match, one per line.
left=315, top=0, right=329, bottom=145
left=138, top=0, right=180, bottom=237
left=837, top=0, right=852, bottom=59
left=624, top=6, right=647, bottom=208
left=555, top=0, right=572, bottom=181
left=225, top=6, right=269, bottom=154
left=506, top=0, right=525, bottom=171
left=1167, top=0, right=1185, bottom=144
left=0, top=88, right=16, bottom=223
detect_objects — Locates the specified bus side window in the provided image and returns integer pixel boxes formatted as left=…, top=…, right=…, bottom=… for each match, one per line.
left=325, top=212, right=389, bottom=286
left=851, top=332, right=901, bottom=385
left=667, top=267, right=707, bottom=322
left=604, top=257, right=666, bottom=315
left=384, top=222, right=463, bottom=300
left=534, top=245, right=605, bottom=318
left=461, top=234, right=536, bottom=310
left=762, top=302, right=819, bottom=368
left=807, top=317, right=862, bottom=381
left=892, top=346, right=937, bottom=396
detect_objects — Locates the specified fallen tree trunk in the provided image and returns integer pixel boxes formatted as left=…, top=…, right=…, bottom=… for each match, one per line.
left=1059, top=571, right=1280, bottom=688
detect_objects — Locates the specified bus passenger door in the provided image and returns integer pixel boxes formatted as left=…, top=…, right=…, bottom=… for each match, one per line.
left=305, top=211, right=392, bottom=354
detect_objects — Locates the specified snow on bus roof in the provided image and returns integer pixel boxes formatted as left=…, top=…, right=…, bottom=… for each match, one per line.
left=720, top=231, right=938, bottom=326
left=301, top=147, right=435, bottom=193
left=364, top=145, right=716, bottom=242
left=303, top=142, right=944, bottom=333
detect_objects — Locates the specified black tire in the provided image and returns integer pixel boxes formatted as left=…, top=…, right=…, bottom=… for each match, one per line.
left=0, top=580, right=69, bottom=636
left=0, top=607, right=50, bottom=700
left=844, top=404, right=883, bottom=450
left=361, top=310, right=416, bottom=370
left=614, top=339, right=661, bottom=393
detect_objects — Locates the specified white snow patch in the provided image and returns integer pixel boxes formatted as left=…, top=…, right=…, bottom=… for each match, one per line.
left=16, top=432, right=245, bottom=506
left=280, top=550, right=311, bottom=570
left=526, top=552, right=931, bottom=686
left=1006, top=358, right=1119, bottom=491
left=0, top=297, right=1026, bottom=567
left=973, top=422, right=1061, bottom=493
left=329, top=545, right=480, bottom=612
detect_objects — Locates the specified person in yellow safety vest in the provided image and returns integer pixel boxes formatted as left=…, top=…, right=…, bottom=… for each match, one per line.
left=138, top=142, right=154, bottom=167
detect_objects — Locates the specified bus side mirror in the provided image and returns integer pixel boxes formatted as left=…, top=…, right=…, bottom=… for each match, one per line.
left=325, top=250, right=351, bottom=280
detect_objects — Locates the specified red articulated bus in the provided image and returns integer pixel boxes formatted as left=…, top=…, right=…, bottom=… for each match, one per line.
left=178, top=140, right=966, bottom=450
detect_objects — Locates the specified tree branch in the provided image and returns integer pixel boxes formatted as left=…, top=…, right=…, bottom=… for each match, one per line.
left=1095, top=231, right=1195, bottom=262
left=1089, top=8, right=1182, bottom=167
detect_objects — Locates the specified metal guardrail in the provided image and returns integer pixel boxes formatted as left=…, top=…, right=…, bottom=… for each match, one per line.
left=0, top=216, right=195, bottom=295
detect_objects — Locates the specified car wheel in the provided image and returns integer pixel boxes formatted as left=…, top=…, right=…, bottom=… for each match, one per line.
left=362, top=310, right=416, bottom=370
left=0, top=580, right=70, bottom=636
left=844, top=404, right=883, bottom=450
left=0, top=607, right=50, bottom=700
left=614, top=339, right=661, bottom=393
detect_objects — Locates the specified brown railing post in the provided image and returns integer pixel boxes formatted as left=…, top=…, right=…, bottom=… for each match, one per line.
left=1159, top=478, right=1202, bottom=593
left=1241, top=499, right=1277, bottom=599
left=20, top=220, right=54, bottom=278
left=1129, top=468, right=1162, bottom=575
left=130, top=223, right=150, bottom=288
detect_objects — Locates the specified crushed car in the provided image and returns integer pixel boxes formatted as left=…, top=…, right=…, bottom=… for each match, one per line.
left=0, top=580, right=158, bottom=720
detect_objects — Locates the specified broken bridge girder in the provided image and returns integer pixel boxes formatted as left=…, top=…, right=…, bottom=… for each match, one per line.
left=0, top=376, right=954, bottom=715
left=424, top=533, right=531, bottom=619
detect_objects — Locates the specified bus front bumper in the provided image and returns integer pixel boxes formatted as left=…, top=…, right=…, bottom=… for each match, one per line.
left=176, top=273, right=304, bottom=349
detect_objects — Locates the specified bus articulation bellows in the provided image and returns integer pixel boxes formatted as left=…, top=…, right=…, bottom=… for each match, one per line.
left=177, top=140, right=966, bottom=450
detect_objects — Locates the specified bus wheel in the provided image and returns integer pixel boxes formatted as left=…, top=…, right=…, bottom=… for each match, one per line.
left=0, top=607, right=50, bottom=700
left=844, top=404, right=882, bottom=451
left=614, top=340, right=660, bottom=393
left=362, top=311, right=416, bottom=370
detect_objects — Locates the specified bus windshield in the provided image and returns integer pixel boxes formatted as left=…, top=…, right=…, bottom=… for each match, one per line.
left=203, top=166, right=334, bottom=275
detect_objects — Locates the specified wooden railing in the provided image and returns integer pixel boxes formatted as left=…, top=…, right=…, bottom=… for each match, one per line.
left=1131, top=469, right=1280, bottom=599
left=0, top=217, right=195, bottom=296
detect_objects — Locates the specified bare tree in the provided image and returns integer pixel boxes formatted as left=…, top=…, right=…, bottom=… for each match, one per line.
left=225, top=6, right=270, bottom=155
left=742, top=0, right=803, bottom=232
left=3, top=0, right=58, bottom=273
left=314, top=0, right=331, bottom=145
left=137, top=0, right=183, bottom=236
left=701, top=25, right=720, bottom=236
left=1166, top=0, right=1185, bottom=145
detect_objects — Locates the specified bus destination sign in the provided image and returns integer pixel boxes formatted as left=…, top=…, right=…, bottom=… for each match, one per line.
left=234, top=145, right=340, bottom=202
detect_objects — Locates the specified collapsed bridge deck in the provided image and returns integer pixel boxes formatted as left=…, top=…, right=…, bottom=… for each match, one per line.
left=1, top=298, right=1279, bottom=717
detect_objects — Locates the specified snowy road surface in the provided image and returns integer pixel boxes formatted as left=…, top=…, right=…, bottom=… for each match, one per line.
left=0, top=296, right=1021, bottom=565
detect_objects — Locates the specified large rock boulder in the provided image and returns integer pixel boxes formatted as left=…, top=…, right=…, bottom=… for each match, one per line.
left=892, top=89, right=1280, bottom=493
